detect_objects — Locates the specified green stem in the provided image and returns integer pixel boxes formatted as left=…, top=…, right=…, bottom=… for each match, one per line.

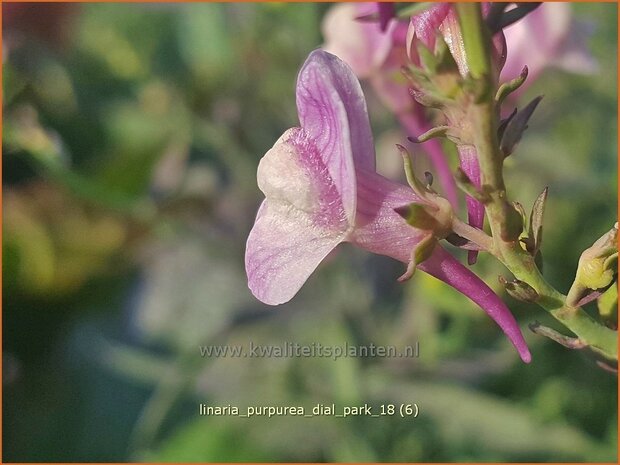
left=451, top=216, right=494, bottom=253
left=455, top=4, right=490, bottom=79
left=456, top=4, right=617, bottom=360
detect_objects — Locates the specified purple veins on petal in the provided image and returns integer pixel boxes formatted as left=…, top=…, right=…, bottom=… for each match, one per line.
left=247, top=128, right=350, bottom=306
left=246, top=201, right=345, bottom=306
left=296, top=49, right=377, bottom=223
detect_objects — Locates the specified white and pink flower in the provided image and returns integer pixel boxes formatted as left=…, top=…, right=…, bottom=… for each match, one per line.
left=245, top=50, right=531, bottom=363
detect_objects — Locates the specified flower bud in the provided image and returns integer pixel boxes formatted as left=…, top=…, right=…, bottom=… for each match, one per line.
left=567, top=224, right=618, bottom=307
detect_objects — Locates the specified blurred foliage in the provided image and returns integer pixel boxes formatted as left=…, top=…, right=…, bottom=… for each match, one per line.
left=2, top=2, right=618, bottom=462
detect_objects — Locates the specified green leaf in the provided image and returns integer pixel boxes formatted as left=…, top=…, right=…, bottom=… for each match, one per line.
left=416, top=41, right=438, bottom=74
left=414, top=234, right=437, bottom=265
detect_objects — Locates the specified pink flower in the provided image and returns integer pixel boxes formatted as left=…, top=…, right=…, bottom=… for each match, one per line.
left=245, top=50, right=531, bottom=363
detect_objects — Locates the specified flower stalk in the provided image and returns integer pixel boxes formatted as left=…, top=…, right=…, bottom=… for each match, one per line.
left=456, top=3, right=617, bottom=361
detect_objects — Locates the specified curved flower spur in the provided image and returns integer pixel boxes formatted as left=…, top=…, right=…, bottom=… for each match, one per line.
left=245, top=50, right=531, bottom=363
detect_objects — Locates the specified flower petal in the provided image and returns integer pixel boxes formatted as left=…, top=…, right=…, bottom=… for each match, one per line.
left=248, top=128, right=351, bottom=305
left=419, top=247, right=532, bottom=363
left=256, top=128, right=347, bottom=231
left=246, top=201, right=344, bottom=305
left=407, top=3, right=451, bottom=59
left=296, top=50, right=376, bottom=223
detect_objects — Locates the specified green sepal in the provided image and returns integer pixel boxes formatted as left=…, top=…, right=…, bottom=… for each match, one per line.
left=500, top=95, right=543, bottom=157
left=528, top=187, right=548, bottom=253
left=409, top=126, right=450, bottom=143
left=396, top=144, right=427, bottom=195
left=512, top=202, right=527, bottom=232
left=434, top=34, right=460, bottom=75
left=398, top=234, right=437, bottom=282
left=495, top=66, right=528, bottom=106
left=409, top=88, right=450, bottom=109
left=521, top=187, right=548, bottom=257
left=414, top=234, right=437, bottom=266
left=499, top=276, right=539, bottom=303
left=432, top=35, right=462, bottom=98
left=395, top=202, right=440, bottom=231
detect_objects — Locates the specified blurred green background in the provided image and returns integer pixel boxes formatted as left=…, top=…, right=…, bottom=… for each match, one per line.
left=2, top=2, right=617, bottom=462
